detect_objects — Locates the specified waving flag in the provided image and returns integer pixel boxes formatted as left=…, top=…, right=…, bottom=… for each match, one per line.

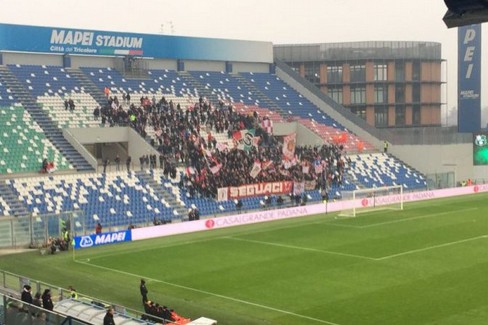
left=283, top=133, right=296, bottom=160
left=233, top=129, right=257, bottom=151
left=249, top=160, right=262, bottom=178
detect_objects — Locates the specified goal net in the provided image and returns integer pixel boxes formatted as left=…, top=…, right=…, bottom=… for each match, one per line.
left=339, top=185, right=403, bottom=217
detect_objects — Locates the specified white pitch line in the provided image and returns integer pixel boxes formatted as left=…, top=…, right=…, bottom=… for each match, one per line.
left=359, top=207, right=479, bottom=229
left=376, top=234, right=488, bottom=260
left=226, top=236, right=376, bottom=261
left=74, top=260, right=341, bottom=325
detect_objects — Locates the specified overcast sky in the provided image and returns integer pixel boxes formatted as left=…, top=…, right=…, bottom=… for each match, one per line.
left=0, top=0, right=487, bottom=125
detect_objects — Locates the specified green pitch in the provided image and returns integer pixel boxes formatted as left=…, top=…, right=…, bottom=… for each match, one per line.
left=1, top=193, right=488, bottom=324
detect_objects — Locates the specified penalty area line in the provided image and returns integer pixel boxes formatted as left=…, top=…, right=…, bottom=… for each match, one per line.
left=376, top=234, right=488, bottom=260
left=226, top=236, right=376, bottom=261
left=359, top=207, right=479, bottom=229
left=74, top=259, right=341, bottom=325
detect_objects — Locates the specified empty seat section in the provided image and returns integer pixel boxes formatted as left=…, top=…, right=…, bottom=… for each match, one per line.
left=0, top=104, right=72, bottom=174
left=240, top=72, right=345, bottom=129
left=80, top=67, right=198, bottom=98
left=188, top=71, right=259, bottom=106
left=347, top=153, right=427, bottom=190
left=8, top=64, right=101, bottom=129
left=9, top=171, right=175, bottom=230
left=0, top=197, right=10, bottom=216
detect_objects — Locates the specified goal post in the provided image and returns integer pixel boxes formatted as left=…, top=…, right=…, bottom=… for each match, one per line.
left=339, top=185, right=404, bottom=217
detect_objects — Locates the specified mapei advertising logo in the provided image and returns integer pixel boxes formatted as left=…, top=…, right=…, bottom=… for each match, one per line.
left=79, top=236, right=94, bottom=248
left=75, top=230, right=131, bottom=249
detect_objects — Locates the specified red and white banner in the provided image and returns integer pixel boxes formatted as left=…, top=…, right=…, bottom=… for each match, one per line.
left=217, top=188, right=228, bottom=201
left=218, top=181, right=293, bottom=201
left=210, top=163, right=222, bottom=175
left=283, top=133, right=296, bottom=160
left=250, top=161, right=262, bottom=178
left=293, top=182, right=305, bottom=195
left=262, top=119, right=273, bottom=135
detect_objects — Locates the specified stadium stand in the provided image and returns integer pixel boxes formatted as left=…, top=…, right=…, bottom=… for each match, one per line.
left=8, top=65, right=84, bottom=97
left=0, top=77, right=71, bottom=174
left=0, top=65, right=428, bottom=225
left=240, top=72, right=344, bottom=128
left=348, top=153, right=427, bottom=189
left=8, top=64, right=100, bottom=128
left=0, top=104, right=72, bottom=174
left=188, top=71, right=261, bottom=105
left=0, top=197, right=10, bottom=216
left=0, top=65, right=93, bottom=171
left=7, top=171, right=176, bottom=230
left=80, top=67, right=198, bottom=98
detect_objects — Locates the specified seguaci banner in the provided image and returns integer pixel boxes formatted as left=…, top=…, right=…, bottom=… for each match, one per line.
left=458, top=24, right=481, bottom=133
left=0, top=23, right=273, bottom=63
left=73, top=230, right=132, bottom=250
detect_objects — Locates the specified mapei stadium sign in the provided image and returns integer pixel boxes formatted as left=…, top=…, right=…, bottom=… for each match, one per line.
left=49, top=29, right=143, bottom=55
left=73, top=230, right=132, bottom=249
left=0, top=23, right=273, bottom=62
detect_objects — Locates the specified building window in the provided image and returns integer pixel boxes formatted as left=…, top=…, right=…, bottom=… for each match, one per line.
left=395, top=105, right=406, bottom=126
left=350, top=64, right=366, bottom=82
left=412, top=61, right=421, bottom=81
left=351, top=107, right=366, bottom=120
left=395, top=62, right=405, bottom=81
left=350, top=86, right=366, bottom=104
left=304, top=63, right=320, bottom=87
left=328, top=87, right=343, bottom=104
left=374, top=64, right=388, bottom=81
left=375, top=106, right=388, bottom=127
left=327, top=65, right=342, bottom=83
left=395, top=84, right=405, bottom=103
left=412, top=83, right=421, bottom=103
left=412, top=104, right=421, bottom=125
left=374, top=85, right=388, bottom=103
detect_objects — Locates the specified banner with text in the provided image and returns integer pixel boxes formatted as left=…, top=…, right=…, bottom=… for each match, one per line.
left=73, top=230, right=132, bottom=250
left=458, top=24, right=482, bottom=133
left=0, top=23, right=273, bottom=63
left=218, top=181, right=293, bottom=200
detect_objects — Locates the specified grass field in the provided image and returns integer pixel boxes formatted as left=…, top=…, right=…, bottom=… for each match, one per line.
left=1, top=193, right=488, bottom=325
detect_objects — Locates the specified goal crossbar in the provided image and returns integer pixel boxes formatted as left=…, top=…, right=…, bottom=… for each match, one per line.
left=339, top=185, right=404, bottom=217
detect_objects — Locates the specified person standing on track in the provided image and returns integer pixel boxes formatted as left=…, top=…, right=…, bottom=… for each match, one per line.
left=140, top=279, right=148, bottom=305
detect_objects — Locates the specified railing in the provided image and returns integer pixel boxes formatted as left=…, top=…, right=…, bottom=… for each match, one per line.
left=0, top=293, right=92, bottom=325
left=0, top=270, right=169, bottom=325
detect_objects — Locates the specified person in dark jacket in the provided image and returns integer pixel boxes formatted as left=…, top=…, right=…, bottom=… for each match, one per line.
left=140, top=279, right=148, bottom=304
left=103, top=306, right=115, bottom=325
left=21, top=285, right=33, bottom=305
left=41, top=289, right=53, bottom=311
left=33, top=292, right=42, bottom=308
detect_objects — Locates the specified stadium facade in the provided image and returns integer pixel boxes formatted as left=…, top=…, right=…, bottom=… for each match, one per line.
left=274, top=41, right=444, bottom=129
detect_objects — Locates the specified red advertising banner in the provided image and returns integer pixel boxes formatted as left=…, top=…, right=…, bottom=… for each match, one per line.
left=218, top=181, right=293, bottom=201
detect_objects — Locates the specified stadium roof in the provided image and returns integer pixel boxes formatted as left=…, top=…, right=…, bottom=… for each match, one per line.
left=443, top=0, right=488, bottom=27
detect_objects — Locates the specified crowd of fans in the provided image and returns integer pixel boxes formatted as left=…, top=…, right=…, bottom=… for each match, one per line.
left=98, top=93, right=349, bottom=199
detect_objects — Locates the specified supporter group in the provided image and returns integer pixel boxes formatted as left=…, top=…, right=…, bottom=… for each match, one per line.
left=99, top=93, right=349, bottom=199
